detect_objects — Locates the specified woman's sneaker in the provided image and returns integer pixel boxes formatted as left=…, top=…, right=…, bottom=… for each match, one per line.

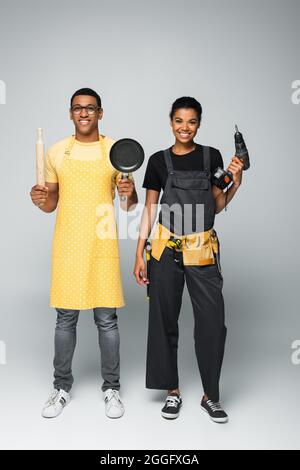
left=161, top=394, right=182, bottom=419
left=200, top=397, right=228, bottom=423
left=42, top=389, right=70, bottom=418
left=103, top=389, right=125, bottom=418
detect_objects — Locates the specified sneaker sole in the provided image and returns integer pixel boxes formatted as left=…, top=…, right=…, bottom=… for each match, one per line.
left=105, top=410, right=125, bottom=419
left=161, top=411, right=180, bottom=419
left=200, top=406, right=228, bottom=423
left=42, top=412, right=63, bottom=418
left=42, top=406, right=66, bottom=418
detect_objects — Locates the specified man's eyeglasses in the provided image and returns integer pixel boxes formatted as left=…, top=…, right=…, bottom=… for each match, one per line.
left=70, top=105, right=100, bottom=115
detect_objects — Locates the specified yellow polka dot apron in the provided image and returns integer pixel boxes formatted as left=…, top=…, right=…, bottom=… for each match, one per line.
left=50, top=136, right=125, bottom=310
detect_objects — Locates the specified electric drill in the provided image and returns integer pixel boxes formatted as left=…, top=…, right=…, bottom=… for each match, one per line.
left=212, top=124, right=250, bottom=189
left=234, top=124, right=250, bottom=170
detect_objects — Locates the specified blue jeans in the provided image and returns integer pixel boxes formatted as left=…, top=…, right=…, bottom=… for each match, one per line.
left=53, top=307, right=120, bottom=393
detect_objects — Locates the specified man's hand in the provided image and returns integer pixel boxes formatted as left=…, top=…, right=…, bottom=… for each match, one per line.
left=227, top=156, right=244, bottom=188
left=30, top=184, right=49, bottom=208
left=30, top=182, right=59, bottom=212
left=117, top=177, right=135, bottom=198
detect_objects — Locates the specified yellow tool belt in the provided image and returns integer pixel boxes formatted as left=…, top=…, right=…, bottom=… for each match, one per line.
left=151, top=223, right=219, bottom=266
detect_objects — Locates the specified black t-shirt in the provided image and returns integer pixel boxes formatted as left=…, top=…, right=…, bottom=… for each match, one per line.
left=142, top=144, right=224, bottom=193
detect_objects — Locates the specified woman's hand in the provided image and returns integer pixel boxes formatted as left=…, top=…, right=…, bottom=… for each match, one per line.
left=134, top=255, right=149, bottom=286
left=227, top=156, right=244, bottom=188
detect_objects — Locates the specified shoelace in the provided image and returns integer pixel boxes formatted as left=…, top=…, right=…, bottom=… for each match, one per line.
left=105, top=389, right=121, bottom=404
left=46, top=390, right=60, bottom=405
left=206, top=400, right=224, bottom=412
left=166, top=396, right=181, bottom=408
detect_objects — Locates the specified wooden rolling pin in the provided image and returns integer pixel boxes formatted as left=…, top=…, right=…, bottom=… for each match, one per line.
left=36, top=128, right=45, bottom=186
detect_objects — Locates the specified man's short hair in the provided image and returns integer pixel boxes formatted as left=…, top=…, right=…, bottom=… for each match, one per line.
left=70, top=88, right=102, bottom=108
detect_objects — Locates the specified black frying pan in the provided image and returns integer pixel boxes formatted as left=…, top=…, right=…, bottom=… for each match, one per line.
left=110, top=138, right=144, bottom=200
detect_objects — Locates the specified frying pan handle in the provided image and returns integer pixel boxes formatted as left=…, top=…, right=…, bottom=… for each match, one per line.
left=120, top=173, right=129, bottom=202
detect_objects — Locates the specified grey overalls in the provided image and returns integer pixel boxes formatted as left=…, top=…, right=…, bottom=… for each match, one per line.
left=146, top=147, right=227, bottom=402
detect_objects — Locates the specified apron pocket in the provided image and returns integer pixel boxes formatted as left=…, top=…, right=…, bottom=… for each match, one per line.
left=172, top=177, right=209, bottom=190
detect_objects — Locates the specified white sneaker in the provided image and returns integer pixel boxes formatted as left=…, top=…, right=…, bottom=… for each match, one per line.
left=103, top=389, right=125, bottom=419
left=42, top=389, right=70, bottom=418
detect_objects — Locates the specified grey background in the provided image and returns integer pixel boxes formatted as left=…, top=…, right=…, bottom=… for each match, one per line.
left=0, top=0, right=299, bottom=450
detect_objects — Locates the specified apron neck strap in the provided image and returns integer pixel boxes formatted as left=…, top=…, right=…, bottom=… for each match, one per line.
left=65, top=135, right=76, bottom=157
left=64, top=134, right=107, bottom=159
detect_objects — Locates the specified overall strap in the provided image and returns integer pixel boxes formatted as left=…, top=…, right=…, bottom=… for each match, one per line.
left=202, top=145, right=210, bottom=172
left=163, top=148, right=174, bottom=174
